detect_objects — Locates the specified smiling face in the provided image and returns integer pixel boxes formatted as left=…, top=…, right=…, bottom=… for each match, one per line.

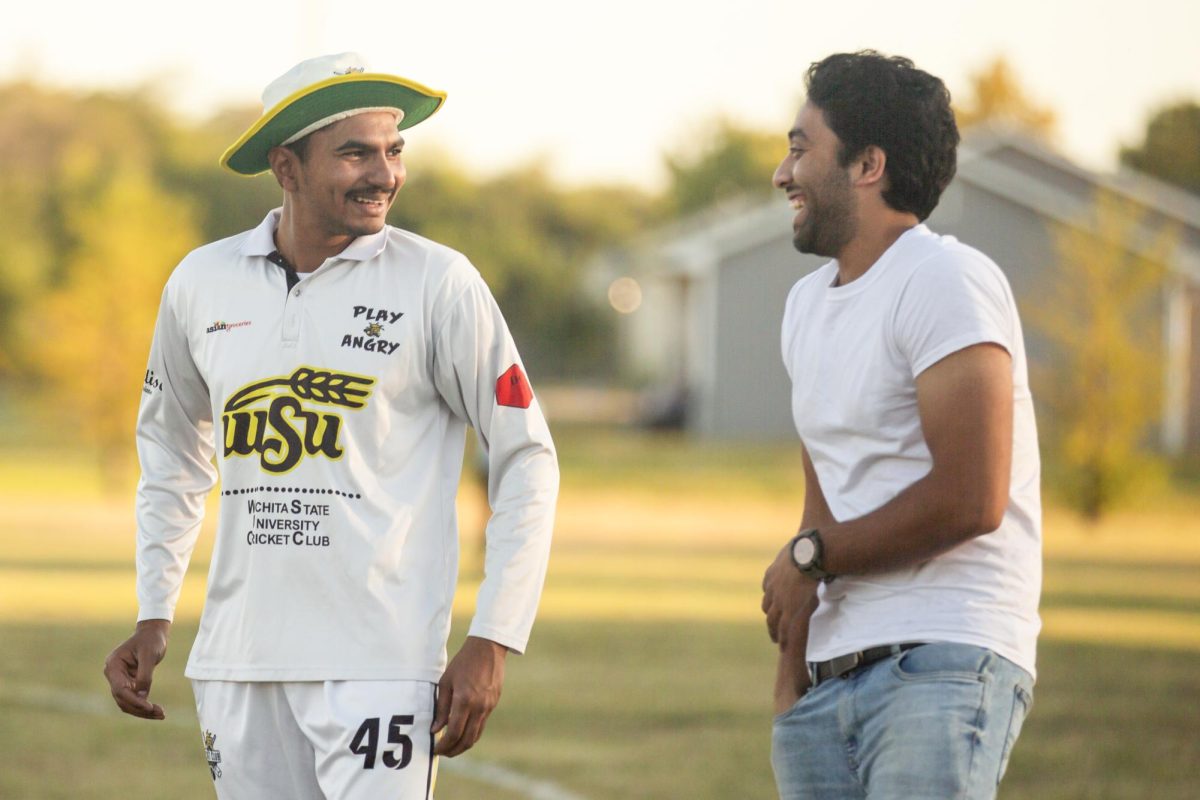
left=283, top=111, right=407, bottom=241
left=772, top=102, right=858, bottom=258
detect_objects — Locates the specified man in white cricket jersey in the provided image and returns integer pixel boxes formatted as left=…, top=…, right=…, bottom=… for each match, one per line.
left=103, top=52, right=559, bottom=799
left=760, top=51, right=1041, bottom=799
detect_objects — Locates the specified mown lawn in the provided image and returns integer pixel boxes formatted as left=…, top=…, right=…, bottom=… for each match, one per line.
left=2, top=429, right=1198, bottom=799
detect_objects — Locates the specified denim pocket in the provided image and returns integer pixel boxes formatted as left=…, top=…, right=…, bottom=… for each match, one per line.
left=890, top=642, right=990, bottom=684
left=772, top=686, right=818, bottom=724
left=996, top=684, right=1033, bottom=784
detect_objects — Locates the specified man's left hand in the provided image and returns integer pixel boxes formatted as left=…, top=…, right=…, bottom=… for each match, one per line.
left=762, top=540, right=819, bottom=646
left=432, top=636, right=507, bottom=757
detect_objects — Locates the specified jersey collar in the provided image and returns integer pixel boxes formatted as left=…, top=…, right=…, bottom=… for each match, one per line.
left=241, top=208, right=389, bottom=263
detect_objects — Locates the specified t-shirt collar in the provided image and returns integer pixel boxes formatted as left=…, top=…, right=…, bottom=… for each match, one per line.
left=827, top=223, right=929, bottom=293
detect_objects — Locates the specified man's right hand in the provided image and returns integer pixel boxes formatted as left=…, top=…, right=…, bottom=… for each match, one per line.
left=761, top=540, right=819, bottom=647
left=103, top=619, right=171, bottom=720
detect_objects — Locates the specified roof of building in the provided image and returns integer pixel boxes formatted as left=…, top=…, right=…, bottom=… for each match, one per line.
left=617, top=127, right=1200, bottom=282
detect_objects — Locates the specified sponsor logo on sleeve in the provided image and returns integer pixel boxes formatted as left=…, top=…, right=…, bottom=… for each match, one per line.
left=222, top=366, right=375, bottom=474
left=143, top=369, right=163, bottom=396
left=496, top=364, right=533, bottom=409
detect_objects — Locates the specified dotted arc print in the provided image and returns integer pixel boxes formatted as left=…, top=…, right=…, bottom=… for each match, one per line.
left=222, top=486, right=361, bottom=499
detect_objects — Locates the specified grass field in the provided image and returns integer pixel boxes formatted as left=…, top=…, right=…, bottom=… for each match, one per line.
left=2, top=428, right=1199, bottom=799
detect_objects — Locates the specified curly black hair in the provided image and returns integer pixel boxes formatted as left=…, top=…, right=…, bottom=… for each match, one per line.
left=805, top=51, right=959, bottom=221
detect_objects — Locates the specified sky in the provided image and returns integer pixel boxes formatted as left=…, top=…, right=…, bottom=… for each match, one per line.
left=3, top=0, right=1198, bottom=189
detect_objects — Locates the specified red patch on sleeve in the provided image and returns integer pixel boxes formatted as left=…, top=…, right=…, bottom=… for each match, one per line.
left=496, top=364, right=533, bottom=409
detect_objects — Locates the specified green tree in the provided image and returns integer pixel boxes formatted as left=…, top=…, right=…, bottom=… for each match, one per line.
left=955, top=57, right=1056, bottom=138
left=160, top=104, right=284, bottom=242
left=24, top=165, right=199, bottom=476
left=391, top=160, right=656, bottom=378
left=1029, top=192, right=1173, bottom=520
left=0, top=78, right=654, bottom=435
left=0, top=82, right=180, bottom=375
left=1120, top=101, right=1200, bottom=195
left=662, top=118, right=781, bottom=216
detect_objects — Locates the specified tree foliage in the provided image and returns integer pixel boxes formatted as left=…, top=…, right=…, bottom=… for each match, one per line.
left=1120, top=101, right=1200, bottom=195
left=390, top=160, right=658, bottom=377
left=955, top=57, right=1056, bottom=138
left=158, top=104, right=285, bottom=242
left=1028, top=192, right=1173, bottom=520
left=0, top=80, right=659, bottom=471
left=26, top=167, right=199, bottom=473
left=0, top=83, right=179, bottom=372
left=662, top=119, right=781, bottom=216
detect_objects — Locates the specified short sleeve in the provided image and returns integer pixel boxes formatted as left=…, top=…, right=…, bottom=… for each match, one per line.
left=891, top=250, right=1016, bottom=378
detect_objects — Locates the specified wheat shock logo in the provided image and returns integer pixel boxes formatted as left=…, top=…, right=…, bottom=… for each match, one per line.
left=222, top=367, right=375, bottom=474
left=203, top=730, right=223, bottom=779
left=206, top=320, right=252, bottom=334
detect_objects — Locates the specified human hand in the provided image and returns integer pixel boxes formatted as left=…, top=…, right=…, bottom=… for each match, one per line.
left=761, top=540, right=818, bottom=647
left=432, top=636, right=508, bottom=757
left=773, top=606, right=815, bottom=714
left=103, top=619, right=171, bottom=720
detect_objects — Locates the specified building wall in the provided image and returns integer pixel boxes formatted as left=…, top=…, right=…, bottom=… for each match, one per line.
left=636, top=163, right=1197, bottom=456
left=692, top=182, right=1056, bottom=441
left=622, top=273, right=689, bottom=384
left=704, top=235, right=822, bottom=439
left=1188, top=284, right=1200, bottom=453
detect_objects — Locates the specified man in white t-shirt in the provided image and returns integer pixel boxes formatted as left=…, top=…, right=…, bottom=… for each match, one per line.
left=102, top=53, right=558, bottom=799
left=760, top=51, right=1041, bottom=800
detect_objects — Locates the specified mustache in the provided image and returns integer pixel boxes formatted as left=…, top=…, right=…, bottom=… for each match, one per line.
left=347, top=183, right=397, bottom=196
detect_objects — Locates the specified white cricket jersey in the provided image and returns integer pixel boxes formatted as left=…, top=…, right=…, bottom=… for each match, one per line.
left=135, top=209, right=559, bottom=682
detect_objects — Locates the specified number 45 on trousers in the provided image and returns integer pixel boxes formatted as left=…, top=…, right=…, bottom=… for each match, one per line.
left=350, top=715, right=414, bottom=769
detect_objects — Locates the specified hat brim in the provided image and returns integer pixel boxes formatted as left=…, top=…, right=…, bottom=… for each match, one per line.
left=220, top=73, right=446, bottom=176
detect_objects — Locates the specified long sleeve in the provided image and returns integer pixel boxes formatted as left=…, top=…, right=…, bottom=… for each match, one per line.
left=432, top=270, right=558, bottom=654
left=134, top=279, right=218, bottom=622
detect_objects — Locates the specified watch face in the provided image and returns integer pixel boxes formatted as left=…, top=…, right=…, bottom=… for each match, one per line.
left=792, top=536, right=817, bottom=566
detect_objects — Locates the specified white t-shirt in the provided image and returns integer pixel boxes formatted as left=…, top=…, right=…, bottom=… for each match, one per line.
left=781, top=224, right=1042, bottom=677
left=136, top=210, right=558, bottom=682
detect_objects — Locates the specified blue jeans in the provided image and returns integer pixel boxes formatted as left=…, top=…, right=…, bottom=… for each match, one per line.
left=771, top=642, right=1034, bottom=800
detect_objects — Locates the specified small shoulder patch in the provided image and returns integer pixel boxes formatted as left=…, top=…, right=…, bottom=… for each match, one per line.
left=496, top=364, right=533, bottom=409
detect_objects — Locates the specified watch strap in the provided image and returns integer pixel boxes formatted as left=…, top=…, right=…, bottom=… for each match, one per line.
left=790, top=528, right=834, bottom=583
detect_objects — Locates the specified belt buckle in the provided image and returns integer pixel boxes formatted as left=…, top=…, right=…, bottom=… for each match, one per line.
left=828, top=651, right=862, bottom=680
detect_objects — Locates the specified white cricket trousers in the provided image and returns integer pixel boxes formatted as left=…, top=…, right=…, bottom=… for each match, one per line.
left=192, top=679, right=438, bottom=799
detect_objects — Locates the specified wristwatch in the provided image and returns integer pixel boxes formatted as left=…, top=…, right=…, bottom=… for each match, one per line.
left=790, top=528, right=834, bottom=583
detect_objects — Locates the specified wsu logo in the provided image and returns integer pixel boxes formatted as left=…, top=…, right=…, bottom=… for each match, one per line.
left=222, top=367, right=375, bottom=474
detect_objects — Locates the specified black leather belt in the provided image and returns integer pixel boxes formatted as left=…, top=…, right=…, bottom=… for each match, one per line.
left=808, top=643, right=925, bottom=687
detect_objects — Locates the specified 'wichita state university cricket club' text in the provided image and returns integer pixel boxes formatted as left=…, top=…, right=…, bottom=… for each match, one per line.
left=246, top=498, right=331, bottom=547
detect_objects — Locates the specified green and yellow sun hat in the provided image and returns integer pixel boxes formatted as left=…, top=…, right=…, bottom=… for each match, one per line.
left=220, top=52, right=446, bottom=176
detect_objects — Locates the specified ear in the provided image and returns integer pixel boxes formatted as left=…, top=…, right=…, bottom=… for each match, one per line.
left=267, top=146, right=301, bottom=192
left=851, top=145, right=887, bottom=189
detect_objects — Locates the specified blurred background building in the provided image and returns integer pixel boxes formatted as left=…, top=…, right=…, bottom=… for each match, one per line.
left=598, top=129, right=1200, bottom=459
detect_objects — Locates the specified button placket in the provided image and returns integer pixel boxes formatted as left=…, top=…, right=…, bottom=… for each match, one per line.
left=282, top=286, right=303, bottom=346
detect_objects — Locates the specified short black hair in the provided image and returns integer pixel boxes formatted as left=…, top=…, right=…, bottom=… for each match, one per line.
left=805, top=51, right=959, bottom=221
left=285, top=134, right=312, bottom=162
